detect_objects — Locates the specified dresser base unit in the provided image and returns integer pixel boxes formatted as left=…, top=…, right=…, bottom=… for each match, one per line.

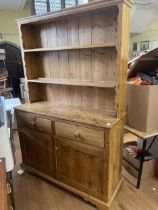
left=15, top=104, right=125, bottom=210
left=21, top=163, right=123, bottom=210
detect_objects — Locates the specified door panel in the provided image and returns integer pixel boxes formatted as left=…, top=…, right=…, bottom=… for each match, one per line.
left=18, top=127, right=56, bottom=178
left=56, top=138, right=104, bottom=198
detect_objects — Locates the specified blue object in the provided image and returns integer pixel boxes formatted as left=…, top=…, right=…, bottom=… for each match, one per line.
left=4, top=98, right=21, bottom=112
left=0, top=97, right=5, bottom=127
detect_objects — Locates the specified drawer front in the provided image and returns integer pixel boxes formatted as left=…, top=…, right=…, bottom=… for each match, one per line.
left=17, top=112, right=52, bottom=134
left=55, top=122, right=104, bottom=148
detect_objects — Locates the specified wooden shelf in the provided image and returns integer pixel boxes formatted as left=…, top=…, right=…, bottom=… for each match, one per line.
left=24, top=43, right=117, bottom=53
left=15, top=101, right=118, bottom=128
left=17, top=0, right=132, bottom=25
left=27, top=78, right=116, bottom=88
left=125, top=125, right=158, bottom=139
left=0, top=87, right=12, bottom=94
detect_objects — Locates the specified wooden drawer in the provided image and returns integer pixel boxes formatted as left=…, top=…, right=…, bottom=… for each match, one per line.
left=55, top=122, right=104, bottom=148
left=17, top=113, right=52, bottom=134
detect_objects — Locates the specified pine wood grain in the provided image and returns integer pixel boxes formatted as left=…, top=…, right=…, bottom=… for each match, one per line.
left=13, top=131, right=158, bottom=210
left=17, top=1, right=132, bottom=209
left=15, top=102, right=118, bottom=128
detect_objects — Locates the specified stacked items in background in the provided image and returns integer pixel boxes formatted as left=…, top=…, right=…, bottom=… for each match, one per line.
left=123, top=132, right=158, bottom=180
left=0, top=49, right=12, bottom=98
left=126, top=48, right=158, bottom=132
left=128, top=68, right=158, bottom=85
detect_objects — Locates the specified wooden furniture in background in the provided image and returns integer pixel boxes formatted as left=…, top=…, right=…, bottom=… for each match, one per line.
left=0, top=158, right=8, bottom=210
left=0, top=57, right=13, bottom=98
left=0, top=158, right=14, bottom=210
left=15, top=0, right=131, bottom=209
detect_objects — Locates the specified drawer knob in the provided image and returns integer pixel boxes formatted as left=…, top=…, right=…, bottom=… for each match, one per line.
left=74, top=131, right=80, bottom=139
left=31, top=118, right=36, bottom=126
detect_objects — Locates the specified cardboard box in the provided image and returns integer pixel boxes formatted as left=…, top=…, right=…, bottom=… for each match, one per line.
left=123, top=148, right=158, bottom=180
left=126, top=83, right=158, bottom=132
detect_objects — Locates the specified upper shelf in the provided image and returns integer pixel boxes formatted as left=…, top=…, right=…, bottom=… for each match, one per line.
left=17, top=0, right=132, bottom=25
left=24, top=43, right=117, bottom=53
left=28, top=78, right=116, bottom=88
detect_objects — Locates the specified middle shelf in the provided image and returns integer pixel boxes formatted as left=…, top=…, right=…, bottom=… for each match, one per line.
left=27, top=78, right=116, bottom=88
left=23, top=43, right=117, bottom=53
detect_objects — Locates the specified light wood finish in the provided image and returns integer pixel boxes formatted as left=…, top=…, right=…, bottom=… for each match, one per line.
left=56, top=138, right=104, bottom=199
left=125, top=125, right=158, bottom=139
left=16, top=1, right=131, bottom=210
left=28, top=78, right=116, bottom=88
left=13, top=131, right=158, bottom=210
left=16, top=112, right=52, bottom=134
left=123, top=131, right=138, bottom=144
left=17, top=127, right=56, bottom=178
left=55, top=122, right=104, bottom=148
left=15, top=102, right=118, bottom=128
left=116, top=3, right=130, bottom=118
left=24, top=44, right=116, bottom=52
left=18, top=1, right=130, bottom=116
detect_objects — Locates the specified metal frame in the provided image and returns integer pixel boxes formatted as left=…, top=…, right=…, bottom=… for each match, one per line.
left=123, top=135, right=157, bottom=189
left=32, top=0, right=79, bottom=15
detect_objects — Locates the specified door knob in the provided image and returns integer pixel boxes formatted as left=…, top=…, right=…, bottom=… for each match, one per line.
left=74, top=131, right=80, bottom=138
left=31, top=118, right=36, bottom=126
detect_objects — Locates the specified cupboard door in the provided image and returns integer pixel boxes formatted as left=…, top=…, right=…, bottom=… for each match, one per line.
left=56, top=138, right=104, bottom=199
left=18, top=127, right=56, bottom=178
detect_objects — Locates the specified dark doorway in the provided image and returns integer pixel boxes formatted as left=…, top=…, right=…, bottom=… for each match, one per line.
left=0, top=42, right=24, bottom=98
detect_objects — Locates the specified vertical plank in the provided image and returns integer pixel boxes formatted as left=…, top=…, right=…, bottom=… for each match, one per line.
left=28, top=83, right=45, bottom=103
left=106, top=48, right=117, bottom=81
left=92, top=13, right=106, bottom=44
left=105, top=117, right=124, bottom=201
left=41, top=52, right=51, bottom=77
left=80, top=49, right=92, bottom=81
left=24, top=53, right=42, bottom=79
left=116, top=4, right=130, bottom=118
left=52, top=85, right=71, bottom=106
left=95, top=88, right=106, bottom=110
left=49, top=52, right=60, bottom=79
left=67, top=16, right=79, bottom=46
left=51, top=85, right=60, bottom=105
left=79, top=14, right=91, bottom=45
left=81, top=87, right=97, bottom=109
left=21, top=25, right=35, bottom=49
left=58, top=51, right=70, bottom=79
left=47, top=22, right=57, bottom=48
left=81, top=87, right=115, bottom=113
left=69, top=50, right=80, bottom=80
left=45, top=84, right=53, bottom=101
left=70, top=86, right=82, bottom=107
left=103, top=89, right=115, bottom=112
left=92, top=48, right=106, bottom=82
left=40, top=24, right=48, bottom=48
left=57, top=20, right=68, bottom=47
left=104, top=7, right=118, bottom=44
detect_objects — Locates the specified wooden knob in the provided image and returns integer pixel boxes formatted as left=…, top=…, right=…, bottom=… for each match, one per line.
left=31, top=119, right=36, bottom=126
left=55, top=147, right=59, bottom=151
left=74, top=131, right=80, bottom=138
